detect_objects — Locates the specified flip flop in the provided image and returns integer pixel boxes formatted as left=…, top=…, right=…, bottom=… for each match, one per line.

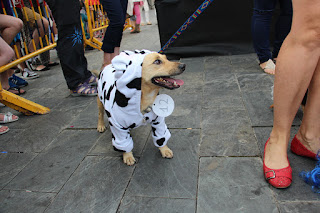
left=35, top=65, right=50, bottom=71
left=261, top=59, right=275, bottom=75
left=46, top=62, right=59, bottom=67
left=7, top=87, right=26, bottom=95
left=0, top=125, right=9, bottom=135
left=0, top=112, right=19, bottom=124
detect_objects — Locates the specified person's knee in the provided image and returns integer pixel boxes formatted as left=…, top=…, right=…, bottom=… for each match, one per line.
left=2, top=46, right=15, bottom=62
left=298, top=27, right=320, bottom=50
left=42, top=18, right=49, bottom=30
left=309, top=28, right=320, bottom=48
left=13, top=18, right=23, bottom=32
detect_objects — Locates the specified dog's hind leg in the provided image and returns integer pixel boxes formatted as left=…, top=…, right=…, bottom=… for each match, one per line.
left=97, top=97, right=106, bottom=133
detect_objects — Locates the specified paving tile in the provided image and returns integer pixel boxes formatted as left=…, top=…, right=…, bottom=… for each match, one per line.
left=254, top=127, right=320, bottom=201
left=0, top=190, right=55, bottom=213
left=68, top=99, right=101, bottom=129
left=205, top=65, right=234, bottom=79
left=45, top=156, right=134, bottom=213
left=21, top=71, right=66, bottom=101
left=229, top=53, right=258, bottom=69
left=204, top=55, right=232, bottom=66
left=180, top=57, right=205, bottom=74
left=54, top=95, right=96, bottom=114
left=165, top=93, right=201, bottom=129
left=241, top=90, right=301, bottom=127
left=5, top=130, right=100, bottom=192
left=202, top=89, right=244, bottom=110
left=0, top=110, right=80, bottom=153
left=279, top=202, right=320, bottom=213
left=89, top=126, right=151, bottom=157
left=203, top=73, right=239, bottom=93
left=201, top=108, right=259, bottom=157
left=197, top=157, right=277, bottom=213
left=202, top=107, right=250, bottom=127
left=0, top=153, right=36, bottom=189
left=0, top=129, right=25, bottom=150
left=237, top=73, right=274, bottom=91
left=125, top=129, right=200, bottom=198
left=241, top=90, right=274, bottom=127
left=119, top=197, right=196, bottom=213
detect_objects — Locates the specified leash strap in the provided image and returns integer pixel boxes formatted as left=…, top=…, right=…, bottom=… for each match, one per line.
left=159, top=0, right=214, bottom=54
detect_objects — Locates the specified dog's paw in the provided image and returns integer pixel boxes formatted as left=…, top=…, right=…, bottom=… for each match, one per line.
left=97, top=125, right=106, bottom=133
left=159, top=145, right=173, bottom=159
left=123, top=152, right=136, bottom=166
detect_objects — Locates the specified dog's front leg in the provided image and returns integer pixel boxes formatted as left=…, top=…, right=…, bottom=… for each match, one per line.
left=159, top=145, right=173, bottom=158
left=123, top=152, right=136, bottom=166
left=97, top=97, right=106, bottom=133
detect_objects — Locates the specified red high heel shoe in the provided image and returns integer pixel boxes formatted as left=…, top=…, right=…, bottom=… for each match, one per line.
left=290, top=135, right=317, bottom=160
left=263, top=138, right=292, bottom=188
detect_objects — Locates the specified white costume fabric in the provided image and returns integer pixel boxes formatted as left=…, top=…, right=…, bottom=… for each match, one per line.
left=98, top=50, right=171, bottom=153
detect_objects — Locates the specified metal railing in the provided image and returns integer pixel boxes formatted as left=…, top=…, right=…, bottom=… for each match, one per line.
left=0, top=0, right=53, bottom=115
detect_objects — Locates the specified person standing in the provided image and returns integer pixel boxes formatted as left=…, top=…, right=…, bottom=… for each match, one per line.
left=46, top=0, right=98, bottom=96
left=263, top=0, right=320, bottom=188
left=251, top=0, right=292, bottom=75
left=99, top=0, right=128, bottom=69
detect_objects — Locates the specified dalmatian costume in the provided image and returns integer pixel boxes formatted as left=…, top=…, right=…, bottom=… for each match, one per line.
left=98, top=50, right=171, bottom=153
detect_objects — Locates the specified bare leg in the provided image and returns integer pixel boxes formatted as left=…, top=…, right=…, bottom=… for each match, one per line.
left=266, top=0, right=320, bottom=169
left=296, top=59, right=320, bottom=153
left=28, top=17, right=49, bottom=52
left=0, top=15, right=20, bottom=90
left=101, top=47, right=120, bottom=69
left=0, top=15, right=23, bottom=44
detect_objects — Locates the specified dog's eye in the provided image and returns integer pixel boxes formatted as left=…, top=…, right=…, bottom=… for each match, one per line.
left=153, top=59, right=162, bottom=65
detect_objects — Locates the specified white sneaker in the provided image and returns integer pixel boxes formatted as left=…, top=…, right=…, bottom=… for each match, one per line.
left=21, top=68, right=39, bottom=80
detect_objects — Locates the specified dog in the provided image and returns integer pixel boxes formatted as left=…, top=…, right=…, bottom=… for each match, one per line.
left=96, top=50, right=185, bottom=166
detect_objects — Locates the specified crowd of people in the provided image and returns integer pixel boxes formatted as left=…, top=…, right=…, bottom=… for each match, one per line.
left=0, top=0, right=155, bottom=135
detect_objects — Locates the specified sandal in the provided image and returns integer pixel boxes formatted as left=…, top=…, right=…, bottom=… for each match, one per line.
left=260, top=59, right=275, bottom=75
left=0, top=112, right=19, bottom=124
left=0, top=125, right=9, bottom=135
left=35, top=65, right=50, bottom=71
left=70, top=82, right=97, bottom=97
left=7, top=87, right=26, bottom=95
left=46, top=62, right=59, bottom=67
left=84, top=74, right=98, bottom=86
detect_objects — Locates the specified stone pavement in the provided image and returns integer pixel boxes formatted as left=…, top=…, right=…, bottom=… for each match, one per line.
left=1, top=10, right=320, bottom=213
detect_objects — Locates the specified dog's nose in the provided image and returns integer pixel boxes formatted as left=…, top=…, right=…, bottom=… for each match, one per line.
left=179, top=63, right=186, bottom=71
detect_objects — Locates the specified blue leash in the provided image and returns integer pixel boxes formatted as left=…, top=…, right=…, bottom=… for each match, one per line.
left=159, top=0, right=214, bottom=54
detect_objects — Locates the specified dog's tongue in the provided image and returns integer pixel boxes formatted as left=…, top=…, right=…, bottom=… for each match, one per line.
left=163, top=77, right=184, bottom=86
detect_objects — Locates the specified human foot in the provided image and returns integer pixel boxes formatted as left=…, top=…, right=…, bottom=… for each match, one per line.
left=264, top=137, right=289, bottom=169
left=0, top=125, right=9, bottom=135
left=291, top=133, right=320, bottom=159
left=263, top=138, right=292, bottom=188
left=260, top=59, right=275, bottom=75
left=0, top=112, right=19, bottom=124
